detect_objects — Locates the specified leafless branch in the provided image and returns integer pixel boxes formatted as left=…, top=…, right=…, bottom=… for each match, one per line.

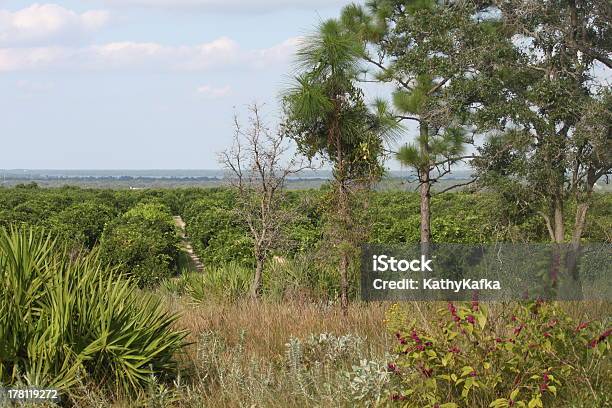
left=219, top=103, right=312, bottom=298
left=436, top=177, right=478, bottom=194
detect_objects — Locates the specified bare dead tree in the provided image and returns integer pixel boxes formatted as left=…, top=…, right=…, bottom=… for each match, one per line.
left=219, top=104, right=310, bottom=299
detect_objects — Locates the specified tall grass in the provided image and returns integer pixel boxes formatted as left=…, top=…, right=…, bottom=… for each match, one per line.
left=121, top=299, right=392, bottom=407
left=0, top=226, right=187, bottom=397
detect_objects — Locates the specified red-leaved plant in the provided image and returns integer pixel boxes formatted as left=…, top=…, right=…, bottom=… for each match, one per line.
left=384, top=301, right=610, bottom=407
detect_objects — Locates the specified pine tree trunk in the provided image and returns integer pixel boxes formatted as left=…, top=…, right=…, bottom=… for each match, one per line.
left=338, top=178, right=350, bottom=316
left=420, top=171, right=431, bottom=247
left=419, top=123, right=431, bottom=258
left=331, top=97, right=351, bottom=316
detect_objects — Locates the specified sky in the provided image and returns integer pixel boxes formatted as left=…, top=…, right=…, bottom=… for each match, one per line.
left=5, top=3, right=606, bottom=171
left=0, top=0, right=373, bottom=169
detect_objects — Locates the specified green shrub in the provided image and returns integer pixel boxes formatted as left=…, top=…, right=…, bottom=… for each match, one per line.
left=183, top=196, right=253, bottom=267
left=283, top=190, right=325, bottom=254
left=202, top=228, right=253, bottom=267
left=384, top=301, right=611, bottom=407
left=47, top=201, right=115, bottom=249
left=99, top=203, right=180, bottom=287
left=160, top=274, right=190, bottom=297
left=0, top=226, right=186, bottom=396
left=132, top=189, right=182, bottom=214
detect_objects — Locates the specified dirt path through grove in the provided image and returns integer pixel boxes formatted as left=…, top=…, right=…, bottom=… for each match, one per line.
left=173, top=215, right=204, bottom=272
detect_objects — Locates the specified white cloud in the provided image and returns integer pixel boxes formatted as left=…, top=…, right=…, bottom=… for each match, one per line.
left=196, top=84, right=232, bottom=99
left=172, top=37, right=241, bottom=70
left=0, top=36, right=301, bottom=72
left=0, top=4, right=110, bottom=46
left=88, top=41, right=169, bottom=68
left=249, top=36, right=302, bottom=68
left=93, top=0, right=345, bottom=13
left=85, top=37, right=242, bottom=70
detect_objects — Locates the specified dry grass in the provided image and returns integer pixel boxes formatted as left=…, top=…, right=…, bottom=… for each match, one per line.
left=152, top=298, right=394, bottom=408
left=169, top=298, right=393, bottom=361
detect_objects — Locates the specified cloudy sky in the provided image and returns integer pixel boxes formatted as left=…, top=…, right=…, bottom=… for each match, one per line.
left=0, top=1, right=356, bottom=169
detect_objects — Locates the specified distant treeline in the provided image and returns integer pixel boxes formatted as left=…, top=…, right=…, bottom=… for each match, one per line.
left=0, top=173, right=506, bottom=191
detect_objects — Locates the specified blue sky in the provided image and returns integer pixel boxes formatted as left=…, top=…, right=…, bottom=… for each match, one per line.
left=1, top=2, right=609, bottom=171
left=0, top=0, right=360, bottom=169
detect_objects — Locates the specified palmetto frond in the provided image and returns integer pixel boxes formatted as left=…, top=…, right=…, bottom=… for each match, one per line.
left=0, top=226, right=186, bottom=395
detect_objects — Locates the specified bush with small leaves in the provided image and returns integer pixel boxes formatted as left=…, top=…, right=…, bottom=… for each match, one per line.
left=47, top=201, right=115, bottom=250
left=99, top=203, right=180, bottom=287
left=385, top=301, right=611, bottom=407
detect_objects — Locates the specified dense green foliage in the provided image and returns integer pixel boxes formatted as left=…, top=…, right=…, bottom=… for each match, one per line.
left=0, top=187, right=184, bottom=287
left=181, top=189, right=253, bottom=267
left=337, top=0, right=611, bottom=248
left=1, top=186, right=610, bottom=295
left=161, top=256, right=341, bottom=302
left=99, top=203, right=180, bottom=287
left=0, top=186, right=609, bottom=305
left=0, top=227, right=186, bottom=395
left=47, top=201, right=116, bottom=249
left=1, top=0, right=609, bottom=406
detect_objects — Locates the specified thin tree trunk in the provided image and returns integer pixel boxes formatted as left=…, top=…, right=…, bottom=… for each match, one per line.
left=338, top=177, right=350, bottom=316
left=250, top=256, right=264, bottom=299
left=420, top=171, right=431, bottom=247
left=331, top=97, right=351, bottom=316
left=545, top=192, right=566, bottom=296
left=566, top=200, right=589, bottom=289
left=419, top=123, right=431, bottom=258
left=549, top=196, right=565, bottom=287
left=340, top=245, right=349, bottom=314
left=571, top=202, right=589, bottom=246
left=553, top=195, right=565, bottom=243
